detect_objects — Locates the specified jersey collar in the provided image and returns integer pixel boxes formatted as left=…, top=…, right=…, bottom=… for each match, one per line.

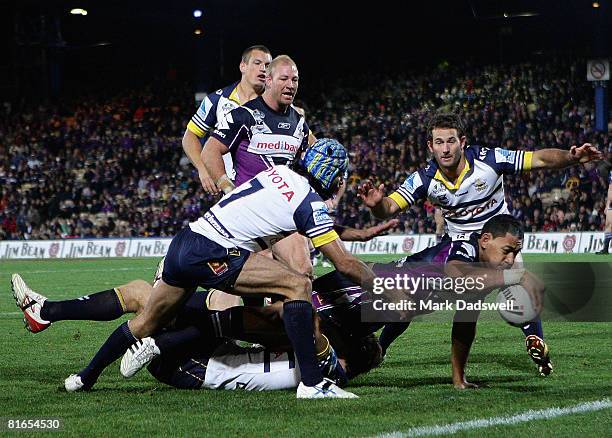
left=433, top=157, right=471, bottom=191
left=229, top=82, right=242, bottom=105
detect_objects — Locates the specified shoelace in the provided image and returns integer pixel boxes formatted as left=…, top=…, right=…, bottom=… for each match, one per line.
left=132, top=341, right=157, bottom=363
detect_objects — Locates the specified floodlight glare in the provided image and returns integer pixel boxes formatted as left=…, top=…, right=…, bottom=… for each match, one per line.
left=70, top=8, right=88, bottom=16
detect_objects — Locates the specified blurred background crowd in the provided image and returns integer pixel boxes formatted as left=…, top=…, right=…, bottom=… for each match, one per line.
left=1, top=58, right=611, bottom=240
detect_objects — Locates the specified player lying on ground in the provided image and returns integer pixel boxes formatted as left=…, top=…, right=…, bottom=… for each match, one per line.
left=11, top=215, right=540, bottom=391
left=123, top=214, right=543, bottom=389
left=13, top=141, right=378, bottom=399
left=145, top=335, right=380, bottom=391
left=12, top=265, right=382, bottom=391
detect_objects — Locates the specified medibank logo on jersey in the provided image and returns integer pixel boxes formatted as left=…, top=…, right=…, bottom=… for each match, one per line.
left=250, top=133, right=300, bottom=155
left=254, top=140, right=299, bottom=152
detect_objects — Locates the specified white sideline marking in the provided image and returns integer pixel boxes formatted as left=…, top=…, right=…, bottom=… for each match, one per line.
left=1, top=267, right=147, bottom=275
left=376, top=399, right=611, bottom=437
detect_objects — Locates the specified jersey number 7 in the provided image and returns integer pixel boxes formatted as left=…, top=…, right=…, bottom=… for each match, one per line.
left=218, top=179, right=264, bottom=208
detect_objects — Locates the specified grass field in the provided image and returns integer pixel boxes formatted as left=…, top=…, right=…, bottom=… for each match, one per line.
left=1, top=254, right=611, bottom=437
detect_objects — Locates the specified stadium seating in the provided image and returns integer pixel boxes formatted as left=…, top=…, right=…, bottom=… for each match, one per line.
left=0, top=59, right=610, bottom=240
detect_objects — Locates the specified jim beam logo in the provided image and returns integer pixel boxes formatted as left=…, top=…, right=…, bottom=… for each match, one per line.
left=115, top=241, right=126, bottom=257
left=562, top=235, right=577, bottom=253
left=402, top=237, right=415, bottom=252
left=49, top=242, right=60, bottom=258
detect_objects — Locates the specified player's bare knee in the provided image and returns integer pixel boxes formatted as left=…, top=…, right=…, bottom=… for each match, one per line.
left=284, top=274, right=312, bottom=301
left=295, top=260, right=314, bottom=279
left=117, top=280, right=152, bottom=313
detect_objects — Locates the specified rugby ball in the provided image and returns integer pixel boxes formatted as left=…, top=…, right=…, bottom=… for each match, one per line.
left=496, top=285, right=538, bottom=326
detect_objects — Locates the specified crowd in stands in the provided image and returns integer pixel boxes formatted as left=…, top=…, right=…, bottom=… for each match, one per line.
left=1, top=58, right=610, bottom=240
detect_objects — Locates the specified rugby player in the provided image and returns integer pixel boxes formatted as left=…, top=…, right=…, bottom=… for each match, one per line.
left=359, top=112, right=602, bottom=376
left=144, top=336, right=381, bottom=391
left=201, top=54, right=317, bottom=277
left=183, top=45, right=272, bottom=191
left=310, top=214, right=542, bottom=389
left=12, top=214, right=534, bottom=391
left=11, top=272, right=381, bottom=391
left=121, top=214, right=538, bottom=390
left=201, top=55, right=308, bottom=193
left=42, top=141, right=372, bottom=398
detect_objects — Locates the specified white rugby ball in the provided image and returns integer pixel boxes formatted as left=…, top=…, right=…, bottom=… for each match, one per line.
left=496, top=285, right=538, bottom=326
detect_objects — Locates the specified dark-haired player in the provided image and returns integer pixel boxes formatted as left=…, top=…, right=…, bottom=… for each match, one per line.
left=37, top=140, right=371, bottom=398
left=183, top=45, right=272, bottom=192
left=127, top=214, right=541, bottom=389
left=359, top=111, right=602, bottom=375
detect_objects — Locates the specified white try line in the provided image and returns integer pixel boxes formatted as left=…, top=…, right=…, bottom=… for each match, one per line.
left=0, top=267, right=149, bottom=275
left=376, top=398, right=612, bottom=437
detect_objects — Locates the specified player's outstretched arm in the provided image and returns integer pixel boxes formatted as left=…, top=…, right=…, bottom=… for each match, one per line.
left=445, top=260, right=510, bottom=292
left=358, top=181, right=401, bottom=219
left=201, top=137, right=234, bottom=195
left=334, top=219, right=400, bottom=242
left=446, top=262, right=545, bottom=308
left=318, top=238, right=376, bottom=286
left=530, top=143, right=603, bottom=170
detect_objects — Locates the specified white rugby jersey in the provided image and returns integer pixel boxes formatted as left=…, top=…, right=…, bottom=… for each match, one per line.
left=389, top=145, right=533, bottom=238
left=186, top=82, right=242, bottom=179
left=204, top=347, right=300, bottom=391
left=211, top=96, right=309, bottom=186
left=189, top=165, right=339, bottom=251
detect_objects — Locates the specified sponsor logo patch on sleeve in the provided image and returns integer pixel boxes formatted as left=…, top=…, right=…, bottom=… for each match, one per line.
left=402, top=173, right=417, bottom=192
left=494, top=148, right=517, bottom=164
left=311, top=201, right=332, bottom=225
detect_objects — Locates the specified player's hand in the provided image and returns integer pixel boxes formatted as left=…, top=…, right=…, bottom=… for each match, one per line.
left=199, top=169, right=219, bottom=195
left=570, top=143, right=603, bottom=164
left=358, top=180, right=385, bottom=208
left=324, top=198, right=337, bottom=214
left=520, top=271, right=545, bottom=314
left=365, top=219, right=400, bottom=238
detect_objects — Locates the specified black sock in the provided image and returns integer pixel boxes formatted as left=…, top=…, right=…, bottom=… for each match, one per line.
left=521, top=318, right=544, bottom=339
left=242, top=296, right=265, bottom=306
left=154, top=326, right=204, bottom=355
left=212, top=307, right=244, bottom=339
left=282, top=300, right=322, bottom=387
left=379, top=322, right=411, bottom=354
left=41, top=289, right=125, bottom=322
left=79, top=321, right=136, bottom=388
